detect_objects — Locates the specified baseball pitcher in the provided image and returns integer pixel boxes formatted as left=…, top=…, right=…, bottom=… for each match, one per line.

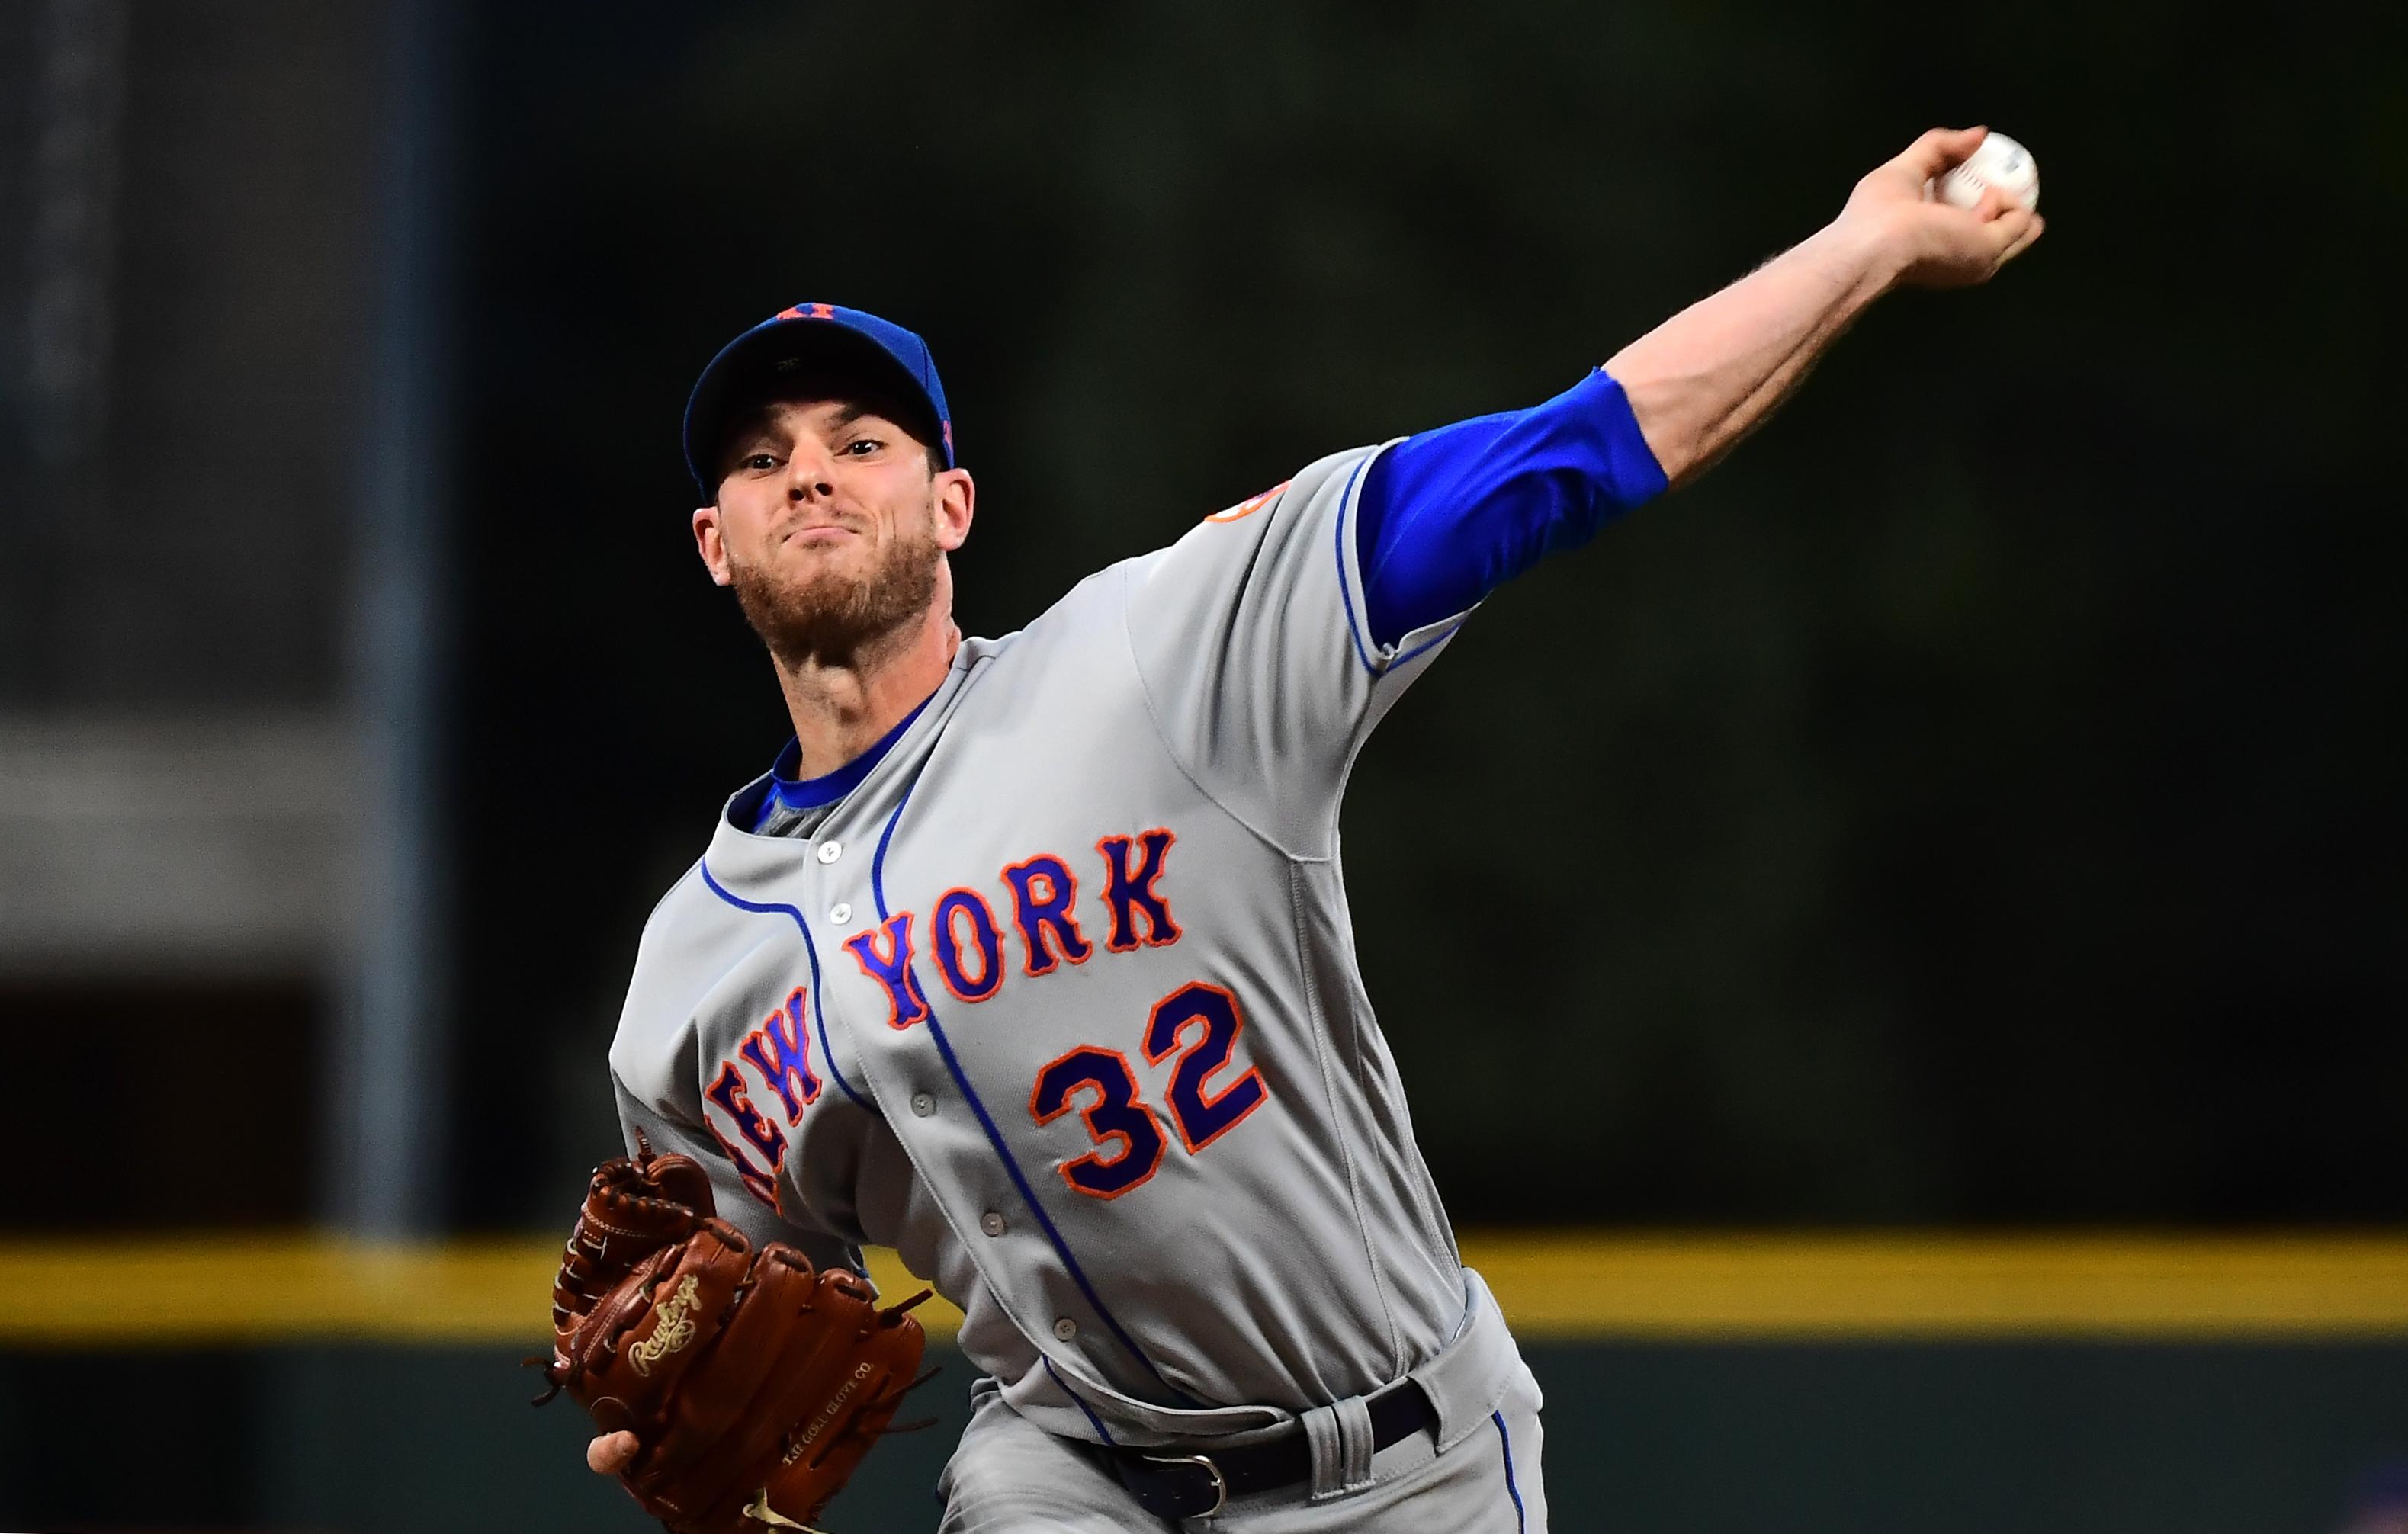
left=557, top=128, right=2042, bottom=1530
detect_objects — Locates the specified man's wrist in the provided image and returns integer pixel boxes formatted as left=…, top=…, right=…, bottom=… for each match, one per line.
left=1806, top=210, right=1915, bottom=309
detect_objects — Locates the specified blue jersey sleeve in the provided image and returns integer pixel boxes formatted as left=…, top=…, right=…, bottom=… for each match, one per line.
left=1354, top=369, right=1669, bottom=648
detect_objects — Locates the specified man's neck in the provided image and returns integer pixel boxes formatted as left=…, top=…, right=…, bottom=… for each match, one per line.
left=773, top=608, right=962, bottom=780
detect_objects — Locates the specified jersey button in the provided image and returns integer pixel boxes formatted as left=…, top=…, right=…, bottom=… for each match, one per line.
left=909, top=1092, right=936, bottom=1118
left=816, top=841, right=842, bottom=865
left=979, top=1211, right=1006, bottom=1237
left=829, top=903, right=852, bottom=926
left=1052, top=1317, right=1078, bottom=1342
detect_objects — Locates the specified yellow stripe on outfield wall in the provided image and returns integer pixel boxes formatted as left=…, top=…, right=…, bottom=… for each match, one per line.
left=2, top=1234, right=2405, bottom=1347
left=1464, top=1232, right=2408, bottom=1340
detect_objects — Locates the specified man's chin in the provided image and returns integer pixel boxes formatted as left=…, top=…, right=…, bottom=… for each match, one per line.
left=727, top=535, right=941, bottom=668
left=736, top=579, right=917, bottom=666
left=755, top=586, right=873, bottom=638
left=740, top=555, right=867, bottom=611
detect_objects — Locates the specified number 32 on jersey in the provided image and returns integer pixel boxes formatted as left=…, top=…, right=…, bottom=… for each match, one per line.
left=1028, top=981, right=1267, bottom=1199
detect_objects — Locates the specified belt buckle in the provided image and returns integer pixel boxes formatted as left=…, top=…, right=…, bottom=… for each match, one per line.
left=1141, top=1452, right=1228, bottom=1519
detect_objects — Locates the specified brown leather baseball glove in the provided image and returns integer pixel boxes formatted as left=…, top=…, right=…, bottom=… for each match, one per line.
left=531, top=1141, right=933, bottom=1532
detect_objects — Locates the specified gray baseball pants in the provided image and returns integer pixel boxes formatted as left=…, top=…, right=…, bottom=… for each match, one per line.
left=938, top=1272, right=1547, bottom=1532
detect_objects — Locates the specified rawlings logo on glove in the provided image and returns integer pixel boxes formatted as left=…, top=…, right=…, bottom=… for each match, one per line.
left=530, top=1138, right=934, bottom=1533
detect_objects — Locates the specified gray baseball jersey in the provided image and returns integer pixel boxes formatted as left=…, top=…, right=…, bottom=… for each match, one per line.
left=611, top=440, right=1481, bottom=1448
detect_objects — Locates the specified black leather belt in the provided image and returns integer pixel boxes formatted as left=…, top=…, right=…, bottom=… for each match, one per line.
left=1096, top=1379, right=1437, bottom=1520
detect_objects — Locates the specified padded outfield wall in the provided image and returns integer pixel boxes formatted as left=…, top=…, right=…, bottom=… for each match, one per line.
left=4, top=1235, right=2403, bottom=1532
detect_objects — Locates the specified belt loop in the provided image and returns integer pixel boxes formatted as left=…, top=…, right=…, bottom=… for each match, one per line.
left=1300, top=1401, right=1344, bottom=1500
left=1301, top=1393, right=1378, bottom=1503
left=1335, top=1392, right=1376, bottom=1494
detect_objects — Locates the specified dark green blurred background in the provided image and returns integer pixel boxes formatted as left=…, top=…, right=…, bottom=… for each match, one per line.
left=451, top=0, right=2403, bottom=1230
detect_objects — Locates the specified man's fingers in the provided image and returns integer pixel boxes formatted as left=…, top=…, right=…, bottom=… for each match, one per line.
left=1897, top=125, right=1986, bottom=180
left=589, top=1430, right=641, bottom=1475
left=1989, top=204, right=2038, bottom=249
left=1967, top=207, right=2044, bottom=279
left=1998, top=211, right=2047, bottom=264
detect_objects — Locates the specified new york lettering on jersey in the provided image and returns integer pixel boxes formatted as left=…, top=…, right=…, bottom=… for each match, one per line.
left=696, top=826, right=1200, bottom=1202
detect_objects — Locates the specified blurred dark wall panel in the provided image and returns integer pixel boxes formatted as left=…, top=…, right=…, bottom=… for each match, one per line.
left=0, top=1352, right=265, bottom=1526
left=443, top=0, right=2406, bottom=1228
left=1, top=0, right=377, bottom=710
left=4, top=1340, right=2405, bottom=1534
left=0, top=978, right=319, bottom=1231
left=0, top=2, right=379, bottom=1232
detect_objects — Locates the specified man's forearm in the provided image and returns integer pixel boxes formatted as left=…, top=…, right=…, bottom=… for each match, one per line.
left=1607, top=216, right=1908, bottom=489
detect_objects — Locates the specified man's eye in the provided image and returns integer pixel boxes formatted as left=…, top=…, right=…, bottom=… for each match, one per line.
left=744, top=453, right=779, bottom=470
left=841, top=438, right=883, bottom=456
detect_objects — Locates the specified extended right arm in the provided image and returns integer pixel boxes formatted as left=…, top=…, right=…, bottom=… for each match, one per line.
left=1350, top=127, right=2044, bottom=645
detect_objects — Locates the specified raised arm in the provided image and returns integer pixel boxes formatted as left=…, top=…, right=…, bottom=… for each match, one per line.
left=1350, top=127, right=2044, bottom=647
left=1607, top=125, right=2044, bottom=487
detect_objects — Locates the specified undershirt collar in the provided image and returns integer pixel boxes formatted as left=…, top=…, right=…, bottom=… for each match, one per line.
left=761, top=694, right=935, bottom=817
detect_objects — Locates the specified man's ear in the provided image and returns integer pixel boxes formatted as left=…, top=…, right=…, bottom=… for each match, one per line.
left=692, top=505, right=734, bottom=586
left=933, top=468, right=975, bottom=553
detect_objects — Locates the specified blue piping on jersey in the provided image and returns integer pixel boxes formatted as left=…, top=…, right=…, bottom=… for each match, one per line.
left=1042, top=1355, right=1120, bottom=1446
left=1331, top=456, right=1381, bottom=675
left=869, top=771, right=912, bottom=887
left=1494, top=1410, right=1527, bottom=1532
left=868, top=773, right=1198, bottom=1409
left=695, top=860, right=868, bottom=1108
left=1332, top=452, right=1465, bottom=676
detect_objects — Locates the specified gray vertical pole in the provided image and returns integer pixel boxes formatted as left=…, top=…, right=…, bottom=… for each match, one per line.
left=24, top=0, right=126, bottom=467
left=337, top=0, right=456, bottom=1238
left=14, top=0, right=127, bottom=668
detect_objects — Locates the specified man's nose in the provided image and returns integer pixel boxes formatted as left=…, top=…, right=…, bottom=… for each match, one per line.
left=784, top=446, right=836, bottom=499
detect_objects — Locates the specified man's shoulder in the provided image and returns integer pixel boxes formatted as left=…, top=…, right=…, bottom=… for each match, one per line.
left=966, top=450, right=1381, bottom=663
left=953, top=554, right=1158, bottom=690
left=630, top=855, right=718, bottom=950
left=606, top=857, right=745, bottom=1077
left=993, top=552, right=1151, bottom=643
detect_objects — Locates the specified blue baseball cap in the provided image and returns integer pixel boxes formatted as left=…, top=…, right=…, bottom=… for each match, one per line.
left=682, top=302, right=955, bottom=499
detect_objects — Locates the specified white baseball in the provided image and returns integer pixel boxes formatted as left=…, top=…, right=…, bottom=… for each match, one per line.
left=1934, top=132, right=2039, bottom=212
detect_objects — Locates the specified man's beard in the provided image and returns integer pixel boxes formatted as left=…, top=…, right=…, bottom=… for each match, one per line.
left=727, top=505, right=942, bottom=670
